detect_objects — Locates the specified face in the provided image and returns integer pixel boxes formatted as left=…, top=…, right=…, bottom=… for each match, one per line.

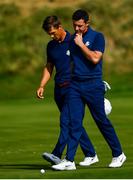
left=48, top=26, right=61, bottom=41
left=73, top=19, right=88, bottom=35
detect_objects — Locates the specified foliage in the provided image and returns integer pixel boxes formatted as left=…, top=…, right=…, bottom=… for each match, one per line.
left=0, top=1, right=133, bottom=99
left=0, top=1, right=132, bottom=75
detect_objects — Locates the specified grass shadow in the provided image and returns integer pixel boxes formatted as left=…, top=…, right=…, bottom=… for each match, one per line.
left=0, top=163, right=51, bottom=170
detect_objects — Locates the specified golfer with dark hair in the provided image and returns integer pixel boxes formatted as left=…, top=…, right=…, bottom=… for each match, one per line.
left=52, top=9, right=126, bottom=171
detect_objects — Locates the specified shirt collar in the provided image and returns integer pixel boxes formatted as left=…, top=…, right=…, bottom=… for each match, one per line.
left=82, top=26, right=92, bottom=37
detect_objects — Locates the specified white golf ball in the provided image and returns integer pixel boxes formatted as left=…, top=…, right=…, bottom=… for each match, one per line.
left=40, top=169, right=45, bottom=174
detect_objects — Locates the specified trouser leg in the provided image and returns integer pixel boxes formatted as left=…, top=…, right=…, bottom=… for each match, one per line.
left=86, top=82, right=122, bottom=157
left=79, top=127, right=96, bottom=157
left=66, top=93, right=84, bottom=161
left=52, top=86, right=70, bottom=158
left=52, top=103, right=70, bottom=158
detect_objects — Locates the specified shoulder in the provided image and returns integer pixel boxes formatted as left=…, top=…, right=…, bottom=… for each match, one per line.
left=65, top=31, right=72, bottom=42
left=96, top=32, right=104, bottom=38
left=47, top=40, right=55, bottom=54
left=92, top=28, right=105, bottom=40
left=95, top=32, right=105, bottom=43
left=47, top=40, right=55, bottom=48
left=89, top=27, right=103, bottom=35
left=90, top=28, right=105, bottom=43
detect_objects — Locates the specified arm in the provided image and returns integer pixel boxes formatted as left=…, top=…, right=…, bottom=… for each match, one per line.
left=74, top=33, right=103, bottom=64
left=36, top=62, right=54, bottom=99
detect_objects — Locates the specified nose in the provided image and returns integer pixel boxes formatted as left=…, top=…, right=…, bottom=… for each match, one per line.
left=75, top=26, right=79, bottom=31
left=50, top=34, right=54, bottom=38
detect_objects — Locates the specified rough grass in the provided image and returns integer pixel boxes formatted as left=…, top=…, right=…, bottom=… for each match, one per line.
left=0, top=0, right=132, bottom=75
left=0, top=0, right=87, bottom=16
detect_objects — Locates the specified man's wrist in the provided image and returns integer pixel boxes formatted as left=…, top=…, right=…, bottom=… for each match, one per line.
left=79, top=42, right=85, bottom=48
left=40, top=86, right=44, bottom=88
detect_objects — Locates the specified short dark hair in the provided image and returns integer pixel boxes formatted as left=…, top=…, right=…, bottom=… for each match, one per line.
left=42, top=15, right=61, bottom=32
left=72, top=9, right=89, bottom=23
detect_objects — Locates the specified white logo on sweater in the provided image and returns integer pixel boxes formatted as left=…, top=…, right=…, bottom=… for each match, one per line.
left=66, top=50, right=70, bottom=56
left=85, top=41, right=90, bottom=46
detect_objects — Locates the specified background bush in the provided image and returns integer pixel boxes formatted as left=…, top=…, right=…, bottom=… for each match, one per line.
left=0, top=0, right=133, bottom=100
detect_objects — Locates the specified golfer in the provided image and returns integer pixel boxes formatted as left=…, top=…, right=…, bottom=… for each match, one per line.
left=52, top=9, right=126, bottom=171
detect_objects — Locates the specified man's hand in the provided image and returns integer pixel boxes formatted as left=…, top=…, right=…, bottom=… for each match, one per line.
left=36, top=87, right=44, bottom=99
left=74, top=33, right=84, bottom=47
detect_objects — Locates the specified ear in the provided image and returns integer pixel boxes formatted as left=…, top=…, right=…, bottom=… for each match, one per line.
left=86, top=20, right=90, bottom=27
left=87, top=15, right=91, bottom=25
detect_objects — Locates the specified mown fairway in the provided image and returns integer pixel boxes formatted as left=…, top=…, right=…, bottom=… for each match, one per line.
left=0, top=97, right=133, bottom=179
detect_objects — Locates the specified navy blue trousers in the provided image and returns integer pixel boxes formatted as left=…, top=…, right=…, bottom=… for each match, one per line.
left=52, top=83, right=95, bottom=158
left=66, top=79, right=122, bottom=161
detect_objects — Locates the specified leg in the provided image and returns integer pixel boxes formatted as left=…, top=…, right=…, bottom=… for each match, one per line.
left=52, top=86, right=70, bottom=158
left=43, top=86, right=70, bottom=164
left=85, top=81, right=122, bottom=157
left=66, top=82, right=86, bottom=161
left=79, top=127, right=99, bottom=166
left=80, top=127, right=96, bottom=157
left=52, top=102, right=70, bottom=158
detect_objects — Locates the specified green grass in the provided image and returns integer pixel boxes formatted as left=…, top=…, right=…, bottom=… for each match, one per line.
left=0, top=97, right=133, bottom=179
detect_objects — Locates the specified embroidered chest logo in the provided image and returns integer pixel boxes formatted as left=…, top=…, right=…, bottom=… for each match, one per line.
left=85, top=41, right=90, bottom=46
left=66, top=50, right=70, bottom=56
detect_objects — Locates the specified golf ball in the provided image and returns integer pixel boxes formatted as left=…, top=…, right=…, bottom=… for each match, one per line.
left=40, top=169, right=45, bottom=174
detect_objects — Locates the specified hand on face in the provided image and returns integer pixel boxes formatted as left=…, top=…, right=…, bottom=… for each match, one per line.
left=74, top=33, right=84, bottom=47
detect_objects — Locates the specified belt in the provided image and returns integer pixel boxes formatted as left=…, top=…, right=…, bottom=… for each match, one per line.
left=58, top=81, right=70, bottom=87
left=72, top=77, right=101, bottom=82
